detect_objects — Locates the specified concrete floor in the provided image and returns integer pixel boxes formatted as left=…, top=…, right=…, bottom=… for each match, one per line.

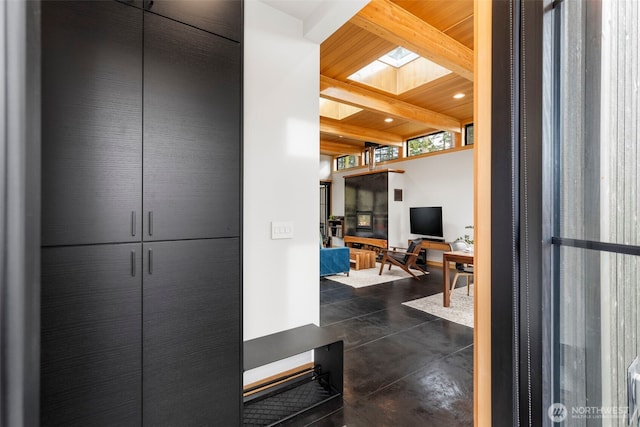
left=283, top=267, right=474, bottom=426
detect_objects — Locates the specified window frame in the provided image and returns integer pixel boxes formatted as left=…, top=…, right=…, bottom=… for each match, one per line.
left=335, top=154, right=359, bottom=171
left=373, top=145, right=399, bottom=162
left=406, top=130, right=455, bottom=157
left=464, top=123, right=474, bottom=145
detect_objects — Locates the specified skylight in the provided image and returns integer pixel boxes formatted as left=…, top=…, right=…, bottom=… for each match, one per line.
left=319, top=98, right=362, bottom=120
left=348, top=60, right=388, bottom=81
left=378, top=47, right=419, bottom=68
left=347, top=47, right=452, bottom=96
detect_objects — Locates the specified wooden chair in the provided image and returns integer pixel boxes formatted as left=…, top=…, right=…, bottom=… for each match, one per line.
left=378, top=238, right=428, bottom=280
left=449, top=241, right=474, bottom=295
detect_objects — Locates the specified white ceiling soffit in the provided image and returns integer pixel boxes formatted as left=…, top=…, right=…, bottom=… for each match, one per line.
left=261, top=0, right=370, bottom=44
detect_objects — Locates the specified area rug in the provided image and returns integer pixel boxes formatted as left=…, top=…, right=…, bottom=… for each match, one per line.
left=326, top=263, right=424, bottom=288
left=402, top=286, right=474, bottom=328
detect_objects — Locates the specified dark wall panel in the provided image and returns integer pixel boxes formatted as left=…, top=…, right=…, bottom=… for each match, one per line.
left=344, top=173, right=388, bottom=239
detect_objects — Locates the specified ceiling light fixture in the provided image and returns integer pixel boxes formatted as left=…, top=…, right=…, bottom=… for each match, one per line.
left=384, top=118, right=394, bottom=123
left=453, top=93, right=465, bottom=99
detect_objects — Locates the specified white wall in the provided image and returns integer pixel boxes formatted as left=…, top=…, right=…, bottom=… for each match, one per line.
left=243, top=0, right=367, bottom=385
left=330, top=149, right=474, bottom=261
left=387, top=171, right=405, bottom=248
left=320, top=154, right=333, bottom=181
left=244, top=1, right=320, bottom=343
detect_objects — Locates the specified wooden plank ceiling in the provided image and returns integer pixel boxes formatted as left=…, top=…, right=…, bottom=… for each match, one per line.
left=319, top=0, right=474, bottom=157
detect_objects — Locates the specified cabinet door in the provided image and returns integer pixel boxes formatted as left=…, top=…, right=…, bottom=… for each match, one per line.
left=143, top=239, right=241, bottom=426
left=143, top=13, right=241, bottom=241
left=41, top=244, right=142, bottom=426
left=144, top=0, right=241, bottom=42
left=41, top=1, right=142, bottom=246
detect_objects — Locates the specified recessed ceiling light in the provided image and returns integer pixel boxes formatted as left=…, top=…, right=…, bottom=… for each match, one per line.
left=384, top=118, right=394, bottom=123
left=339, top=135, right=343, bottom=138
left=453, top=93, right=465, bottom=99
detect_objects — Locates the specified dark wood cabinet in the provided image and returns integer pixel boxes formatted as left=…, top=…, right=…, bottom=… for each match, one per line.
left=41, top=244, right=142, bottom=426
left=41, top=1, right=242, bottom=425
left=143, top=239, right=241, bottom=426
left=41, top=1, right=142, bottom=247
left=144, top=0, right=242, bottom=42
left=42, top=2, right=241, bottom=245
left=143, top=14, right=241, bottom=241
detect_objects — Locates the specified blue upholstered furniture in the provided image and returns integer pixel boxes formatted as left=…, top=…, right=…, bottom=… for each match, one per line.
left=320, top=246, right=350, bottom=277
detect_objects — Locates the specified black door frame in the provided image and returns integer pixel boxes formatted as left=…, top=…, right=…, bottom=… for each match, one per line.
left=491, top=0, right=544, bottom=425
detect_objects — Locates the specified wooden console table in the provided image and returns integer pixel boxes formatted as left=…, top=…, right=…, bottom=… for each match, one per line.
left=404, top=239, right=451, bottom=271
left=417, top=240, right=452, bottom=252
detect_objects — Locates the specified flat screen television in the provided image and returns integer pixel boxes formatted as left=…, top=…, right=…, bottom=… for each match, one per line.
left=409, top=207, right=444, bottom=241
left=356, top=211, right=373, bottom=231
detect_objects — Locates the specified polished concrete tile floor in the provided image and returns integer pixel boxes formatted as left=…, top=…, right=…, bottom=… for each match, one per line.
left=286, top=267, right=474, bottom=426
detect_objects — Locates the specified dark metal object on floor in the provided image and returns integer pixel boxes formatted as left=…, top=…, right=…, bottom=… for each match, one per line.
left=243, top=372, right=340, bottom=426
left=243, top=324, right=344, bottom=426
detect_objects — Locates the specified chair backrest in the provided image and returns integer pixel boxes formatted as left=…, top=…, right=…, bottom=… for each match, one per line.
left=404, top=239, right=423, bottom=264
left=449, top=240, right=467, bottom=252
left=449, top=240, right=468, bottom=270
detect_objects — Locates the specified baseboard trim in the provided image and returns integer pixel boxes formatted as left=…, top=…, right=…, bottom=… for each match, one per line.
left=243, top=362, right=315, bottom=397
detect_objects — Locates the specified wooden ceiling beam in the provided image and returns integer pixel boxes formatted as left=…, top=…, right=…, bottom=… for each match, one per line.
left=320, top=75, right=462, bottom=133
left=350, top=0, right=474, bottom=81
left=320, top=117, right=404, bottom=146
left=320, top=140, right=365, bottom=156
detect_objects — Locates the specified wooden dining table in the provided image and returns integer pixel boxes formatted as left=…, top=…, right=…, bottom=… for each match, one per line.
left=442, top=250, right=475, bottom=307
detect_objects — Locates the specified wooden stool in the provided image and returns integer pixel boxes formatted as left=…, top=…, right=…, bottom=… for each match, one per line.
left=349, top=248, right=376, bottom=270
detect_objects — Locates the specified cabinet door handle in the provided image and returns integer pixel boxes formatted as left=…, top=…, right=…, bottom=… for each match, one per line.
left=148, top=249, right=153, bottom=275
left=131, top=251, right=136, bottom=277
left=131, top=211, right=137, bottom=236
left=148, top=211, right=153, bottom=236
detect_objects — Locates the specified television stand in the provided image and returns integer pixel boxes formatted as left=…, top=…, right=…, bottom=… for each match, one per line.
left=410, top=239, right=451, bottom=252
left=409, top=240, right=451, bottom=272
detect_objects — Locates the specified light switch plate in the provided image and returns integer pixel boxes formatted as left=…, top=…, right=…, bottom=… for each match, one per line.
left=271, top=221, right=294, bottom=239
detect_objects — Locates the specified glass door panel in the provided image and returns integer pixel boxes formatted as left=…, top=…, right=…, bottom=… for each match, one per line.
left=547, top=0, right=640, bottom=425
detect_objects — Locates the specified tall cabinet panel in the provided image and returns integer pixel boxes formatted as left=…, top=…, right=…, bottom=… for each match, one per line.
left=41, top=1, right=142, bottom=247
left=41, top=244, right=142, bottom=426
left=143, top=239, right=241, bottom=426
left=143, top=14, right=241, bottom=241
left=144, top=0, right=242, bottom=41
